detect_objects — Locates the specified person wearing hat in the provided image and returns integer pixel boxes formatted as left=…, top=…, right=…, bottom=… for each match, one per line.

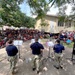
left=30, top=36, right=44, bottom=74
left=53, top=39, right=65, bottom=69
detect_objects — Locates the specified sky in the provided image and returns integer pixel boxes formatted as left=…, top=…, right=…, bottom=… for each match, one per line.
left=19, top=2, right=72, bottom=17
left=19, top=2, right=32, bottom=16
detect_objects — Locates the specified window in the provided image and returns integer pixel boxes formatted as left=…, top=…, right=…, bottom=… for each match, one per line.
left=58, top=21, right=64, bottom=26
left=65, top=21, right=71, bottom=27
left=68, top=21, right=71, bottom=27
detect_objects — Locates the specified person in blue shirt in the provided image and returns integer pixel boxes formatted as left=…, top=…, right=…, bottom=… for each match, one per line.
left=30, top=36, right=44, bottom=74
left=59, top=33, right=64, bottom=45
left=66, top=38, right=72, bottom=44
left=6, top=39, right=18, bottom=74
left=53, top=39, right=65, bottom=69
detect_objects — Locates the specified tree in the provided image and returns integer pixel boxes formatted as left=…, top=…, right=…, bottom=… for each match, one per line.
left=1, top=0, right=75, bottom=27
left=0, top=0, right=20, bottom=25
left=26, top=0, right=70, bottom=19
left=57, top=5, right=67, bottom=25
left=0, top=0, right=36, bottom=28
left=24, top=16, right=36, bottom=28
left=26, top=0, right=70, bottom=27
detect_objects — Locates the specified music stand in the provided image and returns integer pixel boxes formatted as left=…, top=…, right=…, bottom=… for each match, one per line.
left=13, top=40, right=23, bottom=58
left=46, top=41, right=54, bottom=61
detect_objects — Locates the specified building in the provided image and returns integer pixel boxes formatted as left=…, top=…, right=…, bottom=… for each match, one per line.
left=35, top=15, right=75, bottom=33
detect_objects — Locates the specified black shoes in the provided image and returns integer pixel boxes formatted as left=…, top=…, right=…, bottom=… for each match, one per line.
left=54, top=65, right=59, bottom=69
left=54, top=66, right=59, bottom=69
left=60, top=66, right=63, bottom=69
left=54, top=65, right=63, bottom=69
left=32, top=68, right=36, bottom=71
left=32, top=68, right=40, bottom=74
left=37, top=70, right=40, bottom=74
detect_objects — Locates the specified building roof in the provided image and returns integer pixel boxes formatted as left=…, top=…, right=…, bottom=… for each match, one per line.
left=46, top=14, right=58, bottom=18
left=32, top=14, right=59, bottom=18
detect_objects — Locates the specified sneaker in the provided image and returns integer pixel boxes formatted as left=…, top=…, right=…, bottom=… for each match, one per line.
left=32, top=68, right=36, bottom=71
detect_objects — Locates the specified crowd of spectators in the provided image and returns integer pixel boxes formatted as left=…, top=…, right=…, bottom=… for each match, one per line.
left=0, top=29, right=48, bottom=48
left=0, top=29, right=39, bottom=48
left=0, top=29, right=75, bottom=48
left=58, top=30, right=75, bottom=43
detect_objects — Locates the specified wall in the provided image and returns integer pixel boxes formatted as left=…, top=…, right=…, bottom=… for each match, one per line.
left=35, top=15, right=75, bottom=33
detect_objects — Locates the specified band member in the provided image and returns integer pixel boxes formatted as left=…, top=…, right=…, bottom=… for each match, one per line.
left=6, top=39, right=18, bottom=74
left=53, top=40, right=65, bottom=69
left=30, top=36, right=44, bottom=74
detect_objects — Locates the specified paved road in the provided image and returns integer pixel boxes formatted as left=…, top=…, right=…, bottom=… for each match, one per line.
left=0, top=39, right=75, bottom=75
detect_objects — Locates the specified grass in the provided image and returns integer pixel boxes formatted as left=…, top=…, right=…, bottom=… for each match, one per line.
left=63, top=42, right=74, bottom=48
left=41, top=39, right=74, bottom=48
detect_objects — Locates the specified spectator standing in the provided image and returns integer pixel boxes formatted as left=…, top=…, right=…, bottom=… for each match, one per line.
left=73, top=32, right=75, bottom=40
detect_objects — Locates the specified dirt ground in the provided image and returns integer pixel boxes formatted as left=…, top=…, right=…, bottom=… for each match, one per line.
left=0, top=39, right=75, bottom=75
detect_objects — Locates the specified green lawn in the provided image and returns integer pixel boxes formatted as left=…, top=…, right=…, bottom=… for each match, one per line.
left=63, top=42, right=74, bottom=48
left=42, top=39, right=74, bottom=48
